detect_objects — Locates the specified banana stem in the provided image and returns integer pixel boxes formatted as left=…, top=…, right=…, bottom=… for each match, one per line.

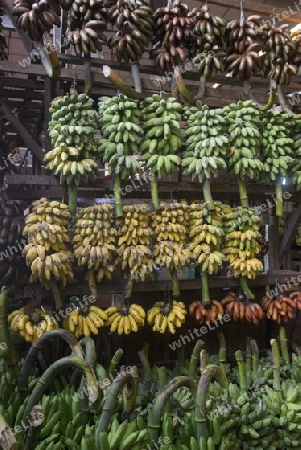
left=122, top=366, right=139, bottom=415
left=87, top=268, right=97, bottom=301
left=246, top=337, right=252, bottom=386
left=108, top=348, right=123, bottom=375
left=239, top=276, right=255, bottom=299
left=151, top=178, right=160, bottom=210
left=170, top=269, right=180, bottom=299
left=148, top=376, right=197, bottom=442
left=84, top=56, right=92, bottom=94
left=103, top=65, right=143, bottom=100
left=189, top=340, right=204, bottom=379
left=201, top=272, right=211, bottom=307
left=200, top=349, right=207, bottom=372
left=18, top=329, right=84, bottom=391
left=174, top=67, right=196, bottom=104
left=157, top=365, right=168, bottom=390
left=0, top=413, right=17, bottom=450
left=251, top=339, right=259, bottom=378
left=277, top=84, right=292, bottom=114
left=131, top=62, right=142, bottom=93
left=138, top=349, right=152, bottom=382
left=218, top=331, right=226, bottom=350
left=68, top=181, right=77, bottom=218
left=235, top=350, right=248, bottom=393
left=78, top=337, right=97, bottom=412
left=196, top=365, right=228, bottom=442
left=114, top=174, right=123, bottom=218
left=219, top=347, right=227, bottom=378
left=196, top=76, right=206, bottom=101
left=279, top=326, right=290, bottom=366
left=270, top=338, right=283, bottom=403
left=101, top=333, right=112, bottom=371
left=275, top=174, right=283, bottom=217
left=24, top=405, right=44, bottom=450
left=51, top=279, right=64, bottom=311
left=124, top=278, right=134, bottom=299
left=0, top=286, right=19, bottom=379
left=176, top=345, right=185, bottom=368
left=202, top=179, right=214, bottom=210
left=260, top=80, right=276, bottom=111
left=238, top=176, right=249, bottom=207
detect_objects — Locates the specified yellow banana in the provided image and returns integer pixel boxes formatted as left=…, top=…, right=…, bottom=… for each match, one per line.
left=117, top=316, right=125, bottom=335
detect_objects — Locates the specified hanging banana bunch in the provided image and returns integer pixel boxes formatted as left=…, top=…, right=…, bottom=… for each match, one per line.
left=0, top=7, right=8, bottom=61
left=73, top=203, right=117, bottom=297
left=147, top=299, right=187, bottom=334
left=289, top=116, right=301, bottom=192
left=22, top=198, right=74, bottom=309
left=107, top=0, right=153, bottom=63
left=8, top=308, right=58, bottom=343
left=151, top=0, right=192, bottom=74
left=12, top=0, right=61, bottom=40
left=291, top=24, right=301, bottom=73
left=181, top=103, right=228, bottom=209
left=97, top=95, right=143, bottom=217
left=225, top=12, right=263, bottom=80
left=63, top=305, right=107, bottom=338
left=260, top=109, right=294, bottom=216
left=64, top=0, right=108, bottom=57
left=223, top=100, right=263, bottom=207
left=105, top=302, right=146, bottom=334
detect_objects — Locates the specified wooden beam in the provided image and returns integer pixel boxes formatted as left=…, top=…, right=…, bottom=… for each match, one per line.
left=279, top=203, right=301, bottom=262
left=2, top=0, right=33, bottom=54
left=5, top=174, right=60, bottom=185
left=0, top=77, right=44, bottom=90
left=0, top=89, right=43, bottom=100
left=2, top=103, right=44, bottom=162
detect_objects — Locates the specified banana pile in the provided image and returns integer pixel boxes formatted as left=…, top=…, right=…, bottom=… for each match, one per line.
left=64, top=0, right=107, bottom=57
left=116, top=204, right=155, bottom=282
left=188, top=202, right=224, bottom=275
left=105, top=303, right=146, bottom=334
left=222, top=205, right=263, bottom=279
left=261, top=293, right=295, bottom=324
left=0, top=195, right=26, bottom=286
left=152, top=202, right=191, bottom=272
left=182, top=104, right=228, bottom=191
left=8, top=308, right=58, bottom=343
left=140, top=94, right=182, bottom=179
left=98, top=415, right=149, bottom=450
left=62, top=305, right=107, bottom=338
left=73, top=203, right=117, bottom=294
left=151, top=0, right=191, bottom=73
left=22, top=198, right=74, bottom=290
left=12, top=0, right=60, bottom=40
left=290, top=116, right=301, bottom=191
left=147, top=300, right=187, bottom=333
left=0, top=7, right=8, bottom=61
left=189, top=299, right=224, bottom=324
left=45, top=93, right=99, bottom=185
left=97, top=95, right=142, bottom=180
left=108, top=0, right=153, bottom=63
left=221, top=293, right=264, bottom=324
left=261, top=22, right=297, bottom=85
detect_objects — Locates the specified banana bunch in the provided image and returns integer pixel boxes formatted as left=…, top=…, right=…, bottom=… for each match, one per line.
left=152, top=202, right=191, bottom=272
left=221, top=294, right=264, bottom=324
left=62, top=305, right=107, bottom=338
left=188, top=202, right=224, bottom=275
left=101, top=414, right=149, bottom=450
left=73, top=203, right=116, bottom=291
left=222, top=205, right=263, bottom=279
left=8, top=308, right=58, bottom=343
left=296, top=224, right=301, bottom=245
left=260, top=294, right=295, bottom=324
left=291, top=24, right=301, bottom=71
left=225, top=15, right=263, bottom=80
left=290, top=291, right=301, bottom=311
left=108, top=0, right=153, bottom=63
left=140, top=94, right=182, bottom=178
left=116, top=204, right=155, bottom=282
left=97, top=95, right=142, bottom=179
left=189, top=299, right=224, bottom=324
left=45, top=92, right=99, bottom=186
left=64, top=0, right=107, bottom=57
left=261, top=23, right=297, bottom=84
left=22, top=197, right=74, bottom=290
left=223, top=100, right=263, bottom=179
left=147, top=300, right=187, bottom=333
left=289, top=116, right=301, bottom=190
left=151, top=0, right=191, bottom=73
left=182, top=104, right=228, bottom=184
left=0, top=7, right=8, bottom=61
left=192, top=46, right=226, bottom=78
left=12, top=0, right=60, bottom=40
left=0, top=195, right=26, bottom=286
left=105, top=303, right=146, bottom=334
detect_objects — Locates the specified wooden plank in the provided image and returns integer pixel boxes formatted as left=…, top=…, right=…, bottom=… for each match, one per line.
left=0, top=77, right=44, bottom=90
left=6, top=188, right=64, bottom=199
left=279, top=203, right=301, bottom=261
left=5, top=174, right=60, bottom=185
left=0, top=89, right=44, bottom=100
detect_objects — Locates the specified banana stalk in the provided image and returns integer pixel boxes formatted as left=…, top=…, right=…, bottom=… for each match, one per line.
left=279, top=326, right=290, bottom=366
left=201, top=272, right=211, bottom=307
left=251, top=339, right=259, bottom=378
left=18, top=329, right=84, bottom=392
left=195, top=364, right=228, bottom=442
left=122, top=366, right=139, bottom=415
left=103, top=65, right=143, bottom=100
left=150, top=178, right=160, bottom=211
left=24, top=405, right=44, bottom=450
left=114, top=174, right=123, bottom=218
left=246, top=337, right=252, bottom=386
left=174, top=67, right=196, bottom=104
left=189, top=340, right=205, bottom=379
left=239, top=276, right=255, bottom=299
left=50, top=279, right=65, bottom=311
left=202, top=178, right=214, bottom=211
left=138, top=349, right=152, bottom=382
left=78, top=337, right=97, bottom=412
left=101, top=333, right=112, bottom=371
left=109, top=348, right=124, bottom=375
left=170, top=268, right=180, bottom=299
left=275, top=174, right=283, bottom=217
left=270, top=338, right=283, bottom=403
left=196, top=76, right=206, bottom=101
left=87, top=268, right=97, bottom=300
left=218, top=332, right=226, bottom=349
left=148, top=376, right=196, bottom=442
left=68, top=181, right=78, bottom=218
left=219, top=347, right=227, bottom=378
left=0, top=286, right=19, bottom=379
left=131, top=62, right=142, bottom=93
left=235, top=350, right=248, bottom=393
left=200, top=349, right=207, bottom=372
left=238, top=176, right=249, bottom=208
left=0, top=413, right=17, bottom=450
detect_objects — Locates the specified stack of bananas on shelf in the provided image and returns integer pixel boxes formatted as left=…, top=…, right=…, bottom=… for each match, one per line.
left=224, top=14, right=263, bottom=80
left=182, top=104, right=228, bottom=186
left=147, top=300, right=187, bottom=333
left=22, top=197, right=74, bottom=290
left=108, top=0, right=153, bottom=63
left=0, top=7, right=8, bottom=61
left=140, top=94, right=182, bottom=178
left=97, top=95, right=142, bottom=179
left=73, top=203, right=117, bottom=293
left=62, top=305, right=107, bottom=338
left=12, top=0, right=60, bottom=40
left=189, top=299, right=224, bottom=324
left=289, top=116, right=301, bottom=191
left=8, top=308, right=58, bottom=343
left=0, top=195, right=26, bottom=286
left=153, top=202, right=191, bottom=272
left=151, top=0, right=191, bottom=73
left=223, top=100, right=263, bottom=180
left=44, top=93, right=99, bottom=185
left=221, top=292, right=264, bottom=324
left=105, top=303, right=146, bottom=334
left=260, top=293, right=296, bottom=324
left=188, top=202, right=224, bottom=274
left=116, top=204, right=155, bottom=281
left=64, top=0, right=107, bottom=57
left=222, top=205, right=263, bottom=279
left=261, top=22, right=297, bottom=85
